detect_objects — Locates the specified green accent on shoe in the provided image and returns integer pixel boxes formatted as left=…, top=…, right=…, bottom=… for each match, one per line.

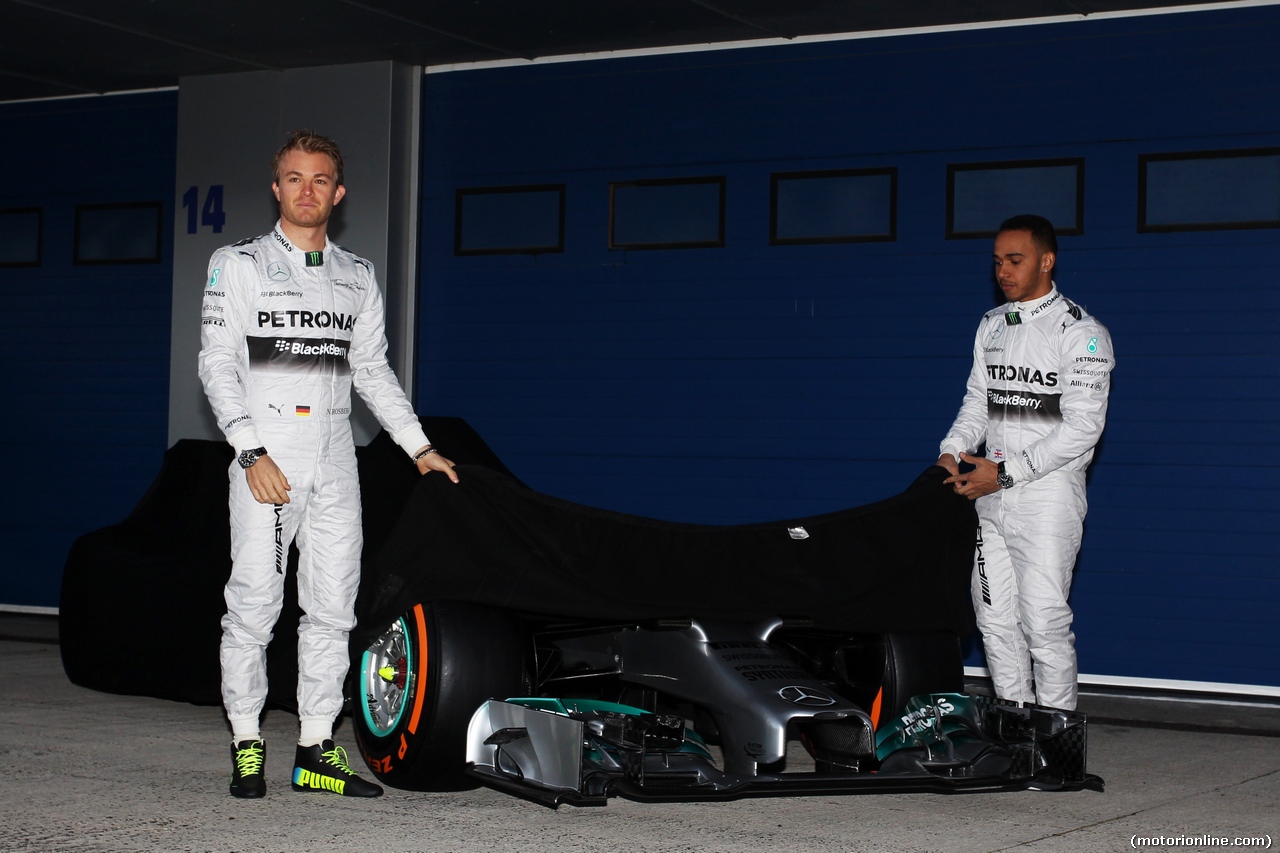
left=323, top=744, right=355, bottom=774
left=235, top=743, right=264, bottom=774
left=291, top=741, right=383, bottom=797
left=293, top=766, right=346, bottom=795
left=229, top=740, right=266, bottom=799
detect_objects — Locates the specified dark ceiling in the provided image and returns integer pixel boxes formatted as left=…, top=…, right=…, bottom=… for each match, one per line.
left=1, top=0, right=1241, bottom=103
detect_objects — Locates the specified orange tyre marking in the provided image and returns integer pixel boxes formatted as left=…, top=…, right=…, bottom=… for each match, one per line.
left=870, top=686, right=884, bottom=731
left=407, top=604, right=429, bottom=735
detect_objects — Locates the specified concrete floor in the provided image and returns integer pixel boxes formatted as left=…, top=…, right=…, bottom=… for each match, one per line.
left=2, top=620, right=1278, bottom=853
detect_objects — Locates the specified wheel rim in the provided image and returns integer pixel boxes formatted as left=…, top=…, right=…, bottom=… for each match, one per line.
left=360, top=616, right=413, bottom=738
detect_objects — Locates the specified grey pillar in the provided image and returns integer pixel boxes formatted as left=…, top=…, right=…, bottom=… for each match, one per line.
left=168, top=61, right=422, bottom=446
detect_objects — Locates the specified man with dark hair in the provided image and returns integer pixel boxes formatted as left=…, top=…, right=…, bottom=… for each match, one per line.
left=937, top=213, right=1114, bottom=710
left=199, top=130, right=458, bottom=798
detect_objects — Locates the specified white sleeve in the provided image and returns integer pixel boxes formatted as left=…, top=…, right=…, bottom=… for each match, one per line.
left=939, top=319, right=990, bottom=460
left=196, top=250, right=261, bottom=453
left=347, top=264, right=431, bottom=457
left=1005, top=320, right=1114, bottom=482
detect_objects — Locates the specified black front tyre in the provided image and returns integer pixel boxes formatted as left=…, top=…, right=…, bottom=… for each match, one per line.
left=353, top=600, right=527, bottom=790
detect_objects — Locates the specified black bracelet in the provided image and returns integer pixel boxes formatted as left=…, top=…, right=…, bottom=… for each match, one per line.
left=413, top=446, right=437, bottom=461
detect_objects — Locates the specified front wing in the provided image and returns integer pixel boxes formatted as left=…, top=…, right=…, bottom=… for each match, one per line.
left=466, top=694, right=1104, bottom=807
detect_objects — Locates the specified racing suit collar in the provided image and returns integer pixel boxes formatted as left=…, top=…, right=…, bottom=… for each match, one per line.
left=1010, top=283, right=1060, bottom=320
left=271, top=221, right=330, bottom=266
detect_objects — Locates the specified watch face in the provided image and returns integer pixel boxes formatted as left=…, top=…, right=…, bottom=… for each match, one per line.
left=995, top=461, right=1012, bottom=488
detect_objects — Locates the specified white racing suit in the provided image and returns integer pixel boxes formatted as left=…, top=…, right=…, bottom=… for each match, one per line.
left=940, top=285, right=1114, bottom=710
left=198, top=223, right=429, bottom=732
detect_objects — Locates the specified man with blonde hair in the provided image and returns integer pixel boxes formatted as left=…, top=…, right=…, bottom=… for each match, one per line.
left=199, top=130, right=457, bottom=798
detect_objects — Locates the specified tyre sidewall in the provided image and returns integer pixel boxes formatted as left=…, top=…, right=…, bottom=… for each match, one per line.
left=353, top=600, right=526, bottom=790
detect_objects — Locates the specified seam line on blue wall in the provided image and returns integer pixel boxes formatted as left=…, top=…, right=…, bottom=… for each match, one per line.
left=964, top=666, right=1280, bottom=698
left=424, top=0, right=1280, bottom=75
left=2, top=85, right=179, bottom=107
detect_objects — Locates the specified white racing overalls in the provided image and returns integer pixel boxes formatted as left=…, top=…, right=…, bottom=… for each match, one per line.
left=198, top=223, right=429, bottom=730
left=940, top=285, right=1114, bottom=710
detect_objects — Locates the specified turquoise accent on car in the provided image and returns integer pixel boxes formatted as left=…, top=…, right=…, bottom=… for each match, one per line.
left=504, top=697, right=713, bottom=759
left=503, top=697, right=649, bottom=716
left=360, top=617, right=412, bottom=738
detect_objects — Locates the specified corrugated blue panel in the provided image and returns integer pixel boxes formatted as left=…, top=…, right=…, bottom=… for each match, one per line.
left=0, top=92, right=177, bottom=606
left=419, top=6, right=1280, bottom=687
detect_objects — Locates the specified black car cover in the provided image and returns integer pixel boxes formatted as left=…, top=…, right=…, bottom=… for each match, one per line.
left=354, top=462, right=978, bottom=647
left=60, top=418, right=976, bottom=704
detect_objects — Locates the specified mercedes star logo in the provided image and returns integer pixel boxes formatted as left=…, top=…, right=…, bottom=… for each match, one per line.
left=778, top=686, right=836, bottom=706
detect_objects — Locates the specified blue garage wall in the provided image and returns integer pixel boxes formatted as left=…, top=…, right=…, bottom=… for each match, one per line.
left=418, top=6, right=1279, bottom=689
left=0, top=92, right=177, bottom=607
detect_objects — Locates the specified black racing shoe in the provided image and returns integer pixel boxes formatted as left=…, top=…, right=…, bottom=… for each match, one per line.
left=229, top=740, right=266, bottom=799
left=291, top=740, right=383, bottom=798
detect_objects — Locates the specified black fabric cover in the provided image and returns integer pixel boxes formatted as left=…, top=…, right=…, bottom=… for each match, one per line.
left=355, top=465, right=977, bottom=648
left=59, top=417, right=519, bottom=704
left=61, top=417, right=977, bottom=705
left=60, top=438, right=236, bottom=704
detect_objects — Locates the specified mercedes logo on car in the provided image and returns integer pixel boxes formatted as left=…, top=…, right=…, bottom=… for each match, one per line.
left=778, top=685, right=837, bottom=706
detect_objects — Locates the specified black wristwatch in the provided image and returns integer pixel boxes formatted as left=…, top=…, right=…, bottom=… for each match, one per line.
left=237, top=447, right=269, bottom=469
left=996, top=461, right=1015, bottom=490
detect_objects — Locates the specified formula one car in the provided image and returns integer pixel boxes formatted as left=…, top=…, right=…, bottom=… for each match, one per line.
left=353, top=605, right=1100, bottom=806
left=60, top=418, right=1101, bottom=804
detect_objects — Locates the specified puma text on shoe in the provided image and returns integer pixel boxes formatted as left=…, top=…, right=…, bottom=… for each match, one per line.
left=291, top=740, right=383, bottom=798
